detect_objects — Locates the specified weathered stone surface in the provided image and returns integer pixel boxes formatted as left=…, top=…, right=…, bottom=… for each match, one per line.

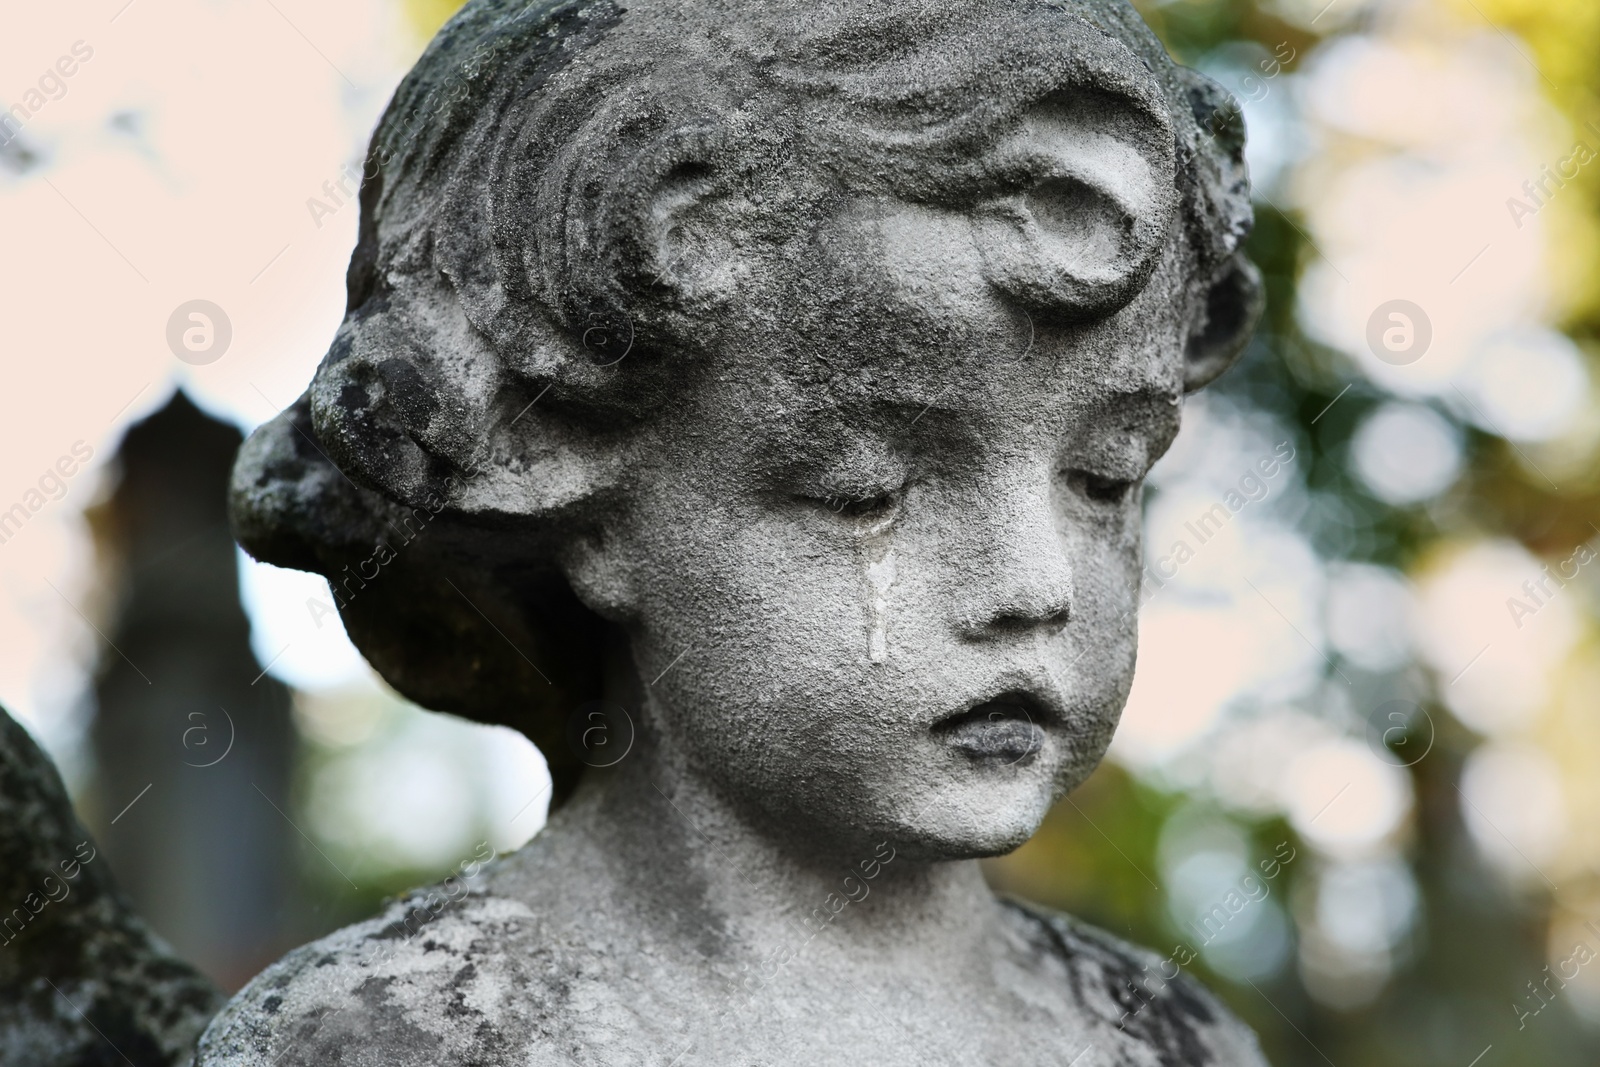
left=0, top=707, right=223, bottom=1067
left=214, top=0, right=1268, bottom=1061
left=200, top=869, right=1266, bottom=1066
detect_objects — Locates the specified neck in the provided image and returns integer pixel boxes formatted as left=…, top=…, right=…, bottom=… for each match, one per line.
left=538, top=737, right=1002, bottom=977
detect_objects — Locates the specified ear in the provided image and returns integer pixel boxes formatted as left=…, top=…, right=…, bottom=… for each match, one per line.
left=974, top=91, right=1179, bottom=322
left=1184, top=252, right=1263, bottom=393
left=436, top=120, right=741, bottom=359
left=615, top=127, right=741, bottom=307
left=645, top=164, right=738, bottom=303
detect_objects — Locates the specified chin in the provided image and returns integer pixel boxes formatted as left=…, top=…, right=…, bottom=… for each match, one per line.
left=899, top=763, right=1060, bottom=860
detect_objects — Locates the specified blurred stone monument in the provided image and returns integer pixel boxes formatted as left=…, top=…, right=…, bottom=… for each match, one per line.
left=88, top=390, right=296, bottom=990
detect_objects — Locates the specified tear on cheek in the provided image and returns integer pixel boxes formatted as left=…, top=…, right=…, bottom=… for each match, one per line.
left=865, top=546, right=897, bottom=663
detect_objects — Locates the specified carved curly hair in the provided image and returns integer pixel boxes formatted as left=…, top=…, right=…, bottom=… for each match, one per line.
left=230, top=0, right=1258, bottom=801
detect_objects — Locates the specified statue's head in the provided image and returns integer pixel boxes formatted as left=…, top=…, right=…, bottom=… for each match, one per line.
left=233, top=0, right=1258, bottom=860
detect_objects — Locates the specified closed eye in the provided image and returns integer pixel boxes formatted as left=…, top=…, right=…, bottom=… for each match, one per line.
left=799, top=488, right=903, bottom=522
left=1065, top=469, right=1137, bottom=504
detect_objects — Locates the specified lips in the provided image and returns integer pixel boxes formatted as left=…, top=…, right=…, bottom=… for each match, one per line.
left=932, top=691, right=1049, bottom=764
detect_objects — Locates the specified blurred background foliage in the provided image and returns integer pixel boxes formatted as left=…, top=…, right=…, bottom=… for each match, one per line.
left=989, top=1, right=1600, bottom=1065
left=9, top=0, right=1600, bottom=1063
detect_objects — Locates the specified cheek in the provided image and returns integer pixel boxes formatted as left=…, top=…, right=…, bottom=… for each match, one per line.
left=619, top=450, right=1150, bottom=810
left=1057, top=515, right=1144, bottom=733
left=628, top=497, right=882, bottom=743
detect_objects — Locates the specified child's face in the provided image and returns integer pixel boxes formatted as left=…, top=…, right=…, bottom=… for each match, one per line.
left=585, top=120, right=1192, bottom=861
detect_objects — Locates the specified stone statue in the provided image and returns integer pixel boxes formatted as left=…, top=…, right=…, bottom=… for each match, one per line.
left=0, top=707, right=223, bottom=1066
left=205, top=0, right=1268, bottom=1061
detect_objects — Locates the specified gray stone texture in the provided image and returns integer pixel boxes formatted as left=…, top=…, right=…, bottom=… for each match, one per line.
left=0, top=706, right=223, bottom=1066
left=210, top=0, right=1269, bottom=1061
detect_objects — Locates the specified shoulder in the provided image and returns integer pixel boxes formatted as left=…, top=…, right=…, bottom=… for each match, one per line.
left=195, top=886, right=565, bottom=1067
left=998, top=897, right=1272, bottom=1067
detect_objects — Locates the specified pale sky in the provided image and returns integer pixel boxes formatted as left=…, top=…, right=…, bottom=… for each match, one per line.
left=1, top=0, right=424, bottom=756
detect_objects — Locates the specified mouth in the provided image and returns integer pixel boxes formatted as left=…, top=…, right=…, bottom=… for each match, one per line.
left=931, top=691, right=1048, bottom=765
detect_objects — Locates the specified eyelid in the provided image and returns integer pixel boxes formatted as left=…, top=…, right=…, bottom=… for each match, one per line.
left=796, top=483, right=906, bottom=523
left=1063, top=467, right=1139, bottom=504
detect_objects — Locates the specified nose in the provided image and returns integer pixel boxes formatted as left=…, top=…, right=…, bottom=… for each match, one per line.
left=954, top=477, right=1074, bottom=639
